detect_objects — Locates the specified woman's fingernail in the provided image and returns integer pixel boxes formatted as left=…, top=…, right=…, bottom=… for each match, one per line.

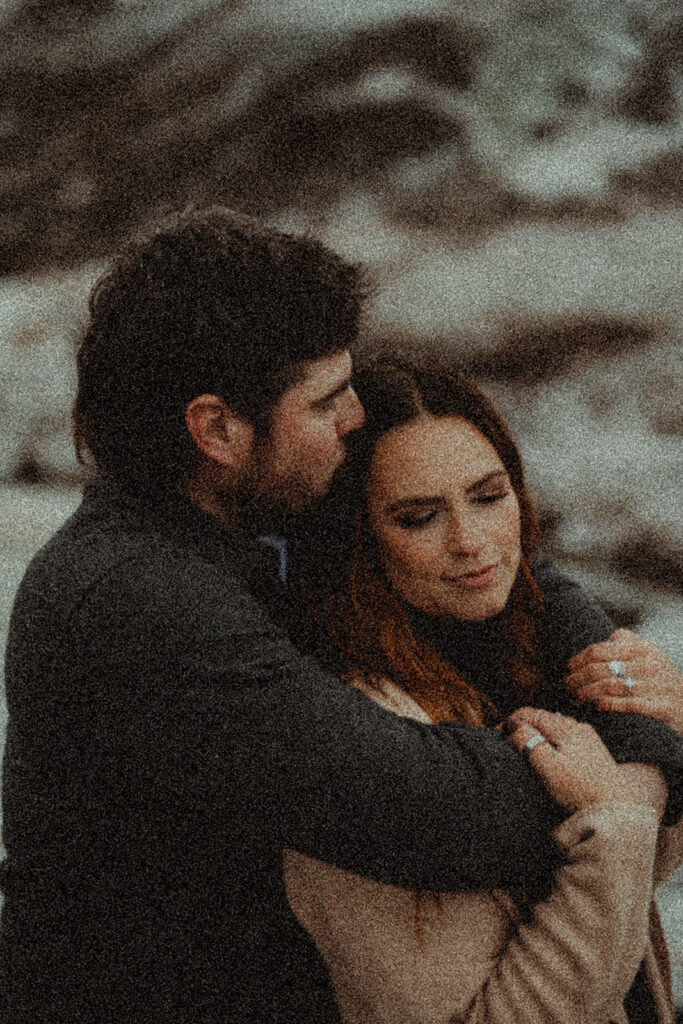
left=502, top=718, right=522, bottom=736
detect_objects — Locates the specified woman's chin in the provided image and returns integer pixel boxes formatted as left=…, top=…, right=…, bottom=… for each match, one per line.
left=409, top=585, right=512, bottom=622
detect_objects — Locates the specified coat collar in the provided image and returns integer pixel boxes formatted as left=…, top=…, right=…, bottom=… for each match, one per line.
left=81, top=473, right=279, bottom=591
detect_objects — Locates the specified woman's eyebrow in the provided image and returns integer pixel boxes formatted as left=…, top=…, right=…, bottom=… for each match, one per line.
left=466, top=470, right=508, bottom=494
left=385, top=471, right=509, bottom=513
left=386, top=496, right=446, bottom=514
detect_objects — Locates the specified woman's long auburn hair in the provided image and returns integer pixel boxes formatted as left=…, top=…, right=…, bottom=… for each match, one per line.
left=321, top=356, right=546, bottom=726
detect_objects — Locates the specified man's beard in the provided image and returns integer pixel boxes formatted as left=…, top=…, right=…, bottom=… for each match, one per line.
left=224, top=456, right=311, bottom=536
left=232, top=464, right=345, bottom=536
left=229, top=480, right=296, bottom=535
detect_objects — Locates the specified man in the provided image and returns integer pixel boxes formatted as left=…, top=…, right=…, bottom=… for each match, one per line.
left=1, top=207, right=681, bottom=1022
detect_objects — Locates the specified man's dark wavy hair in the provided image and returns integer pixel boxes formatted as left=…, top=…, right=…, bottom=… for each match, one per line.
left=73, top=206, right=364, bottom=491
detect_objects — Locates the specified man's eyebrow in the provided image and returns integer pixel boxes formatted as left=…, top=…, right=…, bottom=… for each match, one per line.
left=311, top=378, right=351, bottom=408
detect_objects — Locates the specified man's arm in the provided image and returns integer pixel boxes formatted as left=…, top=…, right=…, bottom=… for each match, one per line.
left=223, top=657, right=566, bottom=892
left=534, top=563, right=683, bottom=824
left=72, top=559, right=566, bottom=896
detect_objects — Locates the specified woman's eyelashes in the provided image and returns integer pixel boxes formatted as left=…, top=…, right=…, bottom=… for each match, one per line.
left=394, top=511, right=437, bottom=530
left=392, top=491, right=511, bottom=529
left=474, top=489, right=510, bottom=505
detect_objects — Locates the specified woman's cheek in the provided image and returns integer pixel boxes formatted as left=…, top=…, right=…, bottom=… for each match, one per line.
left=495, top=498, right=521, bottom=555
left=383, top=530, right=434, bottom=576
left=508, top=504, right=522, bottom=560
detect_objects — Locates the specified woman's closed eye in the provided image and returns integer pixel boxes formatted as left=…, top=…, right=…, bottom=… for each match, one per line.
left=394, top=511, right=438, bottom=530
left=474, top=489, right=510, bottom=506
left=391, top=488, right=511, bottom=529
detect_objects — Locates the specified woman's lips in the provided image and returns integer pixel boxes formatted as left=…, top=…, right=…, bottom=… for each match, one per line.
left=442, top=564, right=498, bottom=589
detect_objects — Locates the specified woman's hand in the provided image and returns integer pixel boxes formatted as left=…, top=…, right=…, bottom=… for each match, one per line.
left=564, top=628, right=683, bottom=739
left=502, top=708, right=641, bottom=813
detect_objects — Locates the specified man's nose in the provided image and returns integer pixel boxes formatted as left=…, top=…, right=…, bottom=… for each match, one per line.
left=337, top=389, right=365, bottom=436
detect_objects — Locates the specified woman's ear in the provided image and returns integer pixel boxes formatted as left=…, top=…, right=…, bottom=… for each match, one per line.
left=185, top=394, right=254, bottom=469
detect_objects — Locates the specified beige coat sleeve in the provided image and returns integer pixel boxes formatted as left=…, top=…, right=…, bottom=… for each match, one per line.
left=285, top=680, right=662, bottom=1023
left=284, top=802, right=659, bottom=1024
left=461, top=801, right=659, bottom=1024
left=654, top=816, right=683, bottom=888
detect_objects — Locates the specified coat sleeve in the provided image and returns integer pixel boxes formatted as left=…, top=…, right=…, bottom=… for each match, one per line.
left=534, top=561, right=683, bottom=825
left=67, top=558, right=565, bottom=895
left=461, top=803, right=659, bottom=1024
left=283, top=803, right=659, bottom=1024
left=654, top=816, right=683, bottom=888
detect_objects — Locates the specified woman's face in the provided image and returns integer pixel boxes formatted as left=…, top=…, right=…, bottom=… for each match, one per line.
left=367, top=414, right=522, bottom=621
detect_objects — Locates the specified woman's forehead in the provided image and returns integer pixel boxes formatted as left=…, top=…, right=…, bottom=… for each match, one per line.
left=369, top=414, right=505, bottom=497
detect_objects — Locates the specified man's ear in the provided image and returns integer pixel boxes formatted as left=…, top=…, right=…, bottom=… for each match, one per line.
left=185, top=395, right=253, bottom=469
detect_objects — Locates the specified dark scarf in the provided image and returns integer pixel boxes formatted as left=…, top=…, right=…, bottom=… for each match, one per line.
left=403, top=605, right=523, bottom=721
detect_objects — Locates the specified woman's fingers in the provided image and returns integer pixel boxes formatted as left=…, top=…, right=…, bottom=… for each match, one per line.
left=566, top=630, right=678, bottom=687
left=566, top=629, right=646, bottom=672
left=504, top=706, right=539, bottom=727
left=592, top=695, right=664, bottom=718
left=502, top=717, right=557, bottom=761
left=502, top=708, right=637, bottom=811
left=567, top=676, right=660, bottom=703
left=565, top=657, right=662, bottom=693
left=562, top=631, right=683, bottom=737
left=506, top=707, right=573, bottom=744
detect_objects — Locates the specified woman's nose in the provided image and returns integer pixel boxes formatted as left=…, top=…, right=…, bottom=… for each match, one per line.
left=446, top=515, right=484, bottom=557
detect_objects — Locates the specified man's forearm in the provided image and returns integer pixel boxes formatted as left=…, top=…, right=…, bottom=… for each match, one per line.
left=235, top=662, right=567, bottom=893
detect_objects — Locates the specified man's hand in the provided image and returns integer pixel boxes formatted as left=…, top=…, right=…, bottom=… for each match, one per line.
left=565, top=628, right=683, bottom=739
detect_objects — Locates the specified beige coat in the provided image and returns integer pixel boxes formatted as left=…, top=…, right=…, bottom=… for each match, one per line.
left=284, top=680, right=683, bottom=1024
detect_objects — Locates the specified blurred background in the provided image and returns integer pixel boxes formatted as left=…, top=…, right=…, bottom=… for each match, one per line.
left=0, top=0, right=681, bottom=1000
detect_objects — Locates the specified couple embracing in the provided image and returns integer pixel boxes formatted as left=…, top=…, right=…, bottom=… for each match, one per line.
left=2, top=206, right=682, bottom=1023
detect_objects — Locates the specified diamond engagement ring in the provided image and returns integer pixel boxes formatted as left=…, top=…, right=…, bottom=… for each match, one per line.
left=608, top=660, right=626, bottom=678
left=623, top=677, right=637, bottom=693
left=523, top=734, right=547, bottom=753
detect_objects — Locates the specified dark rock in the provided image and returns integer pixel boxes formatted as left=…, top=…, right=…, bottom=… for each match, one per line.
left=468, top=315, right=662, bottom=384
left=613, top=531, right=683, bottom=594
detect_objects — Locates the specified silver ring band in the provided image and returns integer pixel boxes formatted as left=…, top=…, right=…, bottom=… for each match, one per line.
left=623, top=677, right=637, bottom=693
left=524, top=734, right=547, bottom=753
left=608, top=660, right=626, bottom=678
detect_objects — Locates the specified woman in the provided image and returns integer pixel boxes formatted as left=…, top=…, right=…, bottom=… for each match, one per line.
left=284, top=357, right=683, bottom=1024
